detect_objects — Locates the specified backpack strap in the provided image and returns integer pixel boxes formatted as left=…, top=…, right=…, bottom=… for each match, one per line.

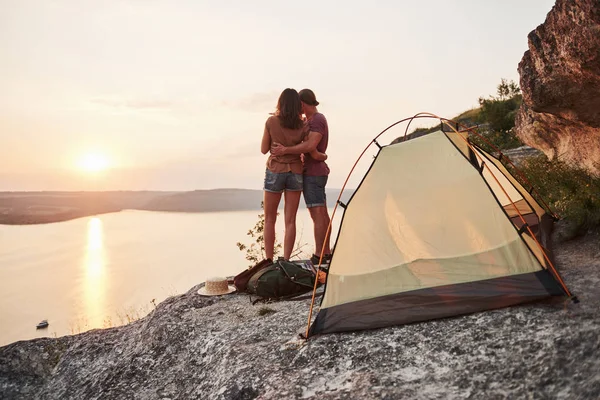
left=277, top=260, right=317, bottom=289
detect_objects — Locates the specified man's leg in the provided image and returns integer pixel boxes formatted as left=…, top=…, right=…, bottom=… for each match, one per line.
left=303, top=175, right=331, bottom=260
left=308, top=205, right=331, bottom=257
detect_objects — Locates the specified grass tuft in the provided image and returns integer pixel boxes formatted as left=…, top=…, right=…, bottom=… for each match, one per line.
left=519, top=156, right=600, bottom=239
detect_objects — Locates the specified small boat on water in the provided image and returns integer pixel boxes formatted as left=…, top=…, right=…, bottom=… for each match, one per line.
left=36, top=320, right=49, bottom=329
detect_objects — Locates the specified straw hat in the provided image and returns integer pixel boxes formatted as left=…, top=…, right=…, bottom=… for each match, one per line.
left=197, top=277, right=236, bottom=296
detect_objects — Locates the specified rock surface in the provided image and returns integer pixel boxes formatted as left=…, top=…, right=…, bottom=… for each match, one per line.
left=497, top=145, right=544, bottom=167
left=1, top=228, right=599, bottom=399
left=516, top=0, right=600, bottom=175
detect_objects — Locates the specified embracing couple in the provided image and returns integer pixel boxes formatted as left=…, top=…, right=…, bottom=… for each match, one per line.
left=260, top=88, right=331, bottom=266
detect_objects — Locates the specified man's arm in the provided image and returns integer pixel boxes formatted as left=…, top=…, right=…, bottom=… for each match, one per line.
left=261, top=124, right=271, bottom=154
left=309, top=149, right=327, bottom=161
left=271, top=131, right=322, bottom=156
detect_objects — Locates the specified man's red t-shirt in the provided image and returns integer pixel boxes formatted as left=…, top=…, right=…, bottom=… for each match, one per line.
left=304, top=112, right=330, bottom=177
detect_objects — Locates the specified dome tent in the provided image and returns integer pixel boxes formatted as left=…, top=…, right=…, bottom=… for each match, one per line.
left=307, top=114, right=576, bottom=337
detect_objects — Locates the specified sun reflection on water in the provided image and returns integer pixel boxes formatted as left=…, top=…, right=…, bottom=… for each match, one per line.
left=83, top=217, right=106, bottom=328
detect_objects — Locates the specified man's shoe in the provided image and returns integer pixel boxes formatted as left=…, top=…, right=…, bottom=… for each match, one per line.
left=310, top=253, right=332, bottom=266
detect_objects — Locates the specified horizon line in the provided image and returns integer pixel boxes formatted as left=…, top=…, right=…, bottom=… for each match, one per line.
left=0, top=187, right=355, bottom=194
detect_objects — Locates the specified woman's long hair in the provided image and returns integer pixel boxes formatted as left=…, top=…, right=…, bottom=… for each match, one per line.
left=276, top=88, right=304, bottom=130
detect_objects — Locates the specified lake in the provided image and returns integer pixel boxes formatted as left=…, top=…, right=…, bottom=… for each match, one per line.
left=0, top=208, right=340, bottom=347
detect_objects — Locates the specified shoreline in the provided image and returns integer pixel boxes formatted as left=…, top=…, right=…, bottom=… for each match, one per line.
left=0, top=207, right=267, bottom=226
left=0, top=209, right=123, bottom=226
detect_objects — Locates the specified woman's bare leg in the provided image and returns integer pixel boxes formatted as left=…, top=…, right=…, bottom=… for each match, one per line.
left=283, top=190, right=302, bottom=260
left=263, top=191, right=282, bottom=260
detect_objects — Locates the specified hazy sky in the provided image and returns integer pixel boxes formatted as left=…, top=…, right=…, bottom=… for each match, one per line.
left=0, top=0, right=555, bottom=191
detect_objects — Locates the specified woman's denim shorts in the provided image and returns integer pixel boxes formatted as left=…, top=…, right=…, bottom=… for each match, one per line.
left=264, top=169, right=303, bottom=193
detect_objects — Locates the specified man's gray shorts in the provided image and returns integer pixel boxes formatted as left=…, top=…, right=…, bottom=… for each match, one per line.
left=303, top=175, right=328, bottom=208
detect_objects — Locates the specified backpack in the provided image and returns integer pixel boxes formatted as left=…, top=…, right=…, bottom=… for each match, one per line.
left=246, top=259, right=317, bottom=300
left=233, top=258, right=273, bottom=292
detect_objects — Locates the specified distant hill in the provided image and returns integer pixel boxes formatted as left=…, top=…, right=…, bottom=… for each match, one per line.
left=0, top=191, right=172, bottom=225
left=0, top=188, right=355, bottom=224
left=0, top=193, right=113, bottom=224
left=141, top=188, right=354, bottom=212
left=141, top=189, right=263, bottom=212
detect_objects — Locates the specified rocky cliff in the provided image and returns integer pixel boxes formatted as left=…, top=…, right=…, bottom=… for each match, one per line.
left=1, top=227, right=599, bottom=399
left=516, top=0, right=600, bottom=175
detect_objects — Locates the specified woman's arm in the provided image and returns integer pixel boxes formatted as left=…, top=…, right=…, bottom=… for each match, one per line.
left=261, top=124, right=271, bottom=154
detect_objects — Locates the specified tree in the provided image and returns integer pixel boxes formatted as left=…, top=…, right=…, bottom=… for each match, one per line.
left=496, top=78, right=521, bottom=100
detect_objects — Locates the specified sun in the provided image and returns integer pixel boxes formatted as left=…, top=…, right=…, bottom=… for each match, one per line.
left=78, top=153, right=110, bottom=173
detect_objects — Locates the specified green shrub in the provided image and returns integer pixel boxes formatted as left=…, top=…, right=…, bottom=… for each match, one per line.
left=477, top=79, right=522, bottom=132
left=471, top=79, right=524, bottom=151
left=519, top=155, right=600, bottom=238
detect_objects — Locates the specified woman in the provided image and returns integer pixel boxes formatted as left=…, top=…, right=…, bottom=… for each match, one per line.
left=261, top=88, right=326, bottom=261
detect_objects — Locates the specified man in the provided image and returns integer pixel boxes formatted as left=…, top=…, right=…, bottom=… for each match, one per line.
left=271, top=88, right=331, bottom=266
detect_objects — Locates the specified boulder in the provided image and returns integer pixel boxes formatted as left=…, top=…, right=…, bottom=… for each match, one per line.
left=516, top=0, right=600, bottom=175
